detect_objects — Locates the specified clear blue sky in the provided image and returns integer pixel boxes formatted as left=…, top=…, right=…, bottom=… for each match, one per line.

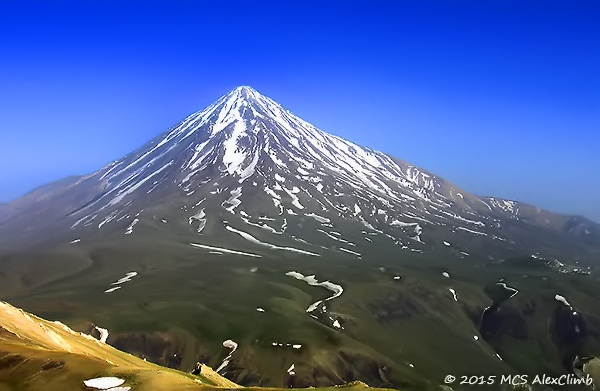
left=1, top=1, right=598, bottom=221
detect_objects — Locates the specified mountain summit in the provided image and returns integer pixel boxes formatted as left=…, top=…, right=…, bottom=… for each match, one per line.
left=0, top=86, right=598, bottom=260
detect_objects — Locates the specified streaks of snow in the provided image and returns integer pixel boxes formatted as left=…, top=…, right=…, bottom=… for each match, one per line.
left=456, top=226, right=487, bottom=236
left=411, top=224, right=423, bottom=242
left=283, top=186, right=304, bottom=209
left=339, top=247, right=361, bottom=257
left=104, top=287, right=121, bottom=293
left=103, top=143, right=173, bottom=194
left=184, top=140, right=211, bottom=171
left=332, top=319, right=342, bottom=329
left=297, top=167, right=310, bottom=175
left=241, top=214, right=286, bottom=235
left=147, top=179, right=164, bottom=194
left=83, top=377, right=125, bottom=390
left=70, top=239, right=81, bottom=244
left=256, top=308, right=265, bottom=312
left=211, top=91, right=243, bottom=135
left=238, top=144, right=260, bottom=183
left=109, top=160, right=175, bottom=207
left=354, top=203, right=361, bottom=216
left=111, top=272, right=137, bottom=286
left=358, top=216, right=376, bottom=230
left=287, top=364, right=296, bottom=376
left=71, top=214, right=97, bottom=229
left=220, top=106, right=259, bottom=183
left=264, top=141, right=287, bottom=167
left=487, top=197, right=518, bottom=214
left=275, top=173, right=286, bottom=182
left=306, top=213, right=330, bottom=223
left=193, top=198, right=207, bottom=208
left=478, top=198, right=493, bottom=211
left=448, top=288, right=458, bottom=301
left=406, top=166, right=435, bottom=191
left=285, top=271, right=344, bottom=314
left=271, top=342, right=302, bottom=349
left=222, top=187, right=243, bottom=214
left=443, top=241, right=451, bottom=246
left=555, top=294, right=572, bottom=308
left=264, top=186, right=281, bottom=206
left=99, top=161, right=123, bottom=181
left=94, top=326, right=109, bottom=343
left=496, top=282, right=519, bottom=298
left=441, top=211, right=485, bottom=227
left=295, top=127, right=395, bottom=197
left=125, top=218, right=139, bottom=235
left=442, top=272, right=450, bottom=278
left=473, top=335, right=479, bottom=341
left=216, top=339, right=238, bottom=373
left=225, top=226, right=319, bottom=256
left=402, top=212, right=436, bottom=226
left=190, top=243, right=262, bottom=258
left=179, top=100, right=224, bottom=139
left=390, top=219, right=419, bottom=229
left=317, top=229, right=354, bottom=246
left=98, top=210, right=120, bottom=229
left=275, top=201, right=284, bottom=215
left=189, top=209, right=207, bottom=233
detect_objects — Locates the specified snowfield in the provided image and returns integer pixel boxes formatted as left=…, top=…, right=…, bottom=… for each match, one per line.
left=83, top=377, right=125, bottom=389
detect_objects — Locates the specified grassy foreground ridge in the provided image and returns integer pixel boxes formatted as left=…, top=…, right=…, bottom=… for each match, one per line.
left=0, top=301, right=387, bottom=391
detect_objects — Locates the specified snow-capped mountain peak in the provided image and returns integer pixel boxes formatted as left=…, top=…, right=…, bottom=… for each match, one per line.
left=0, top=86, right=597, bottom=262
